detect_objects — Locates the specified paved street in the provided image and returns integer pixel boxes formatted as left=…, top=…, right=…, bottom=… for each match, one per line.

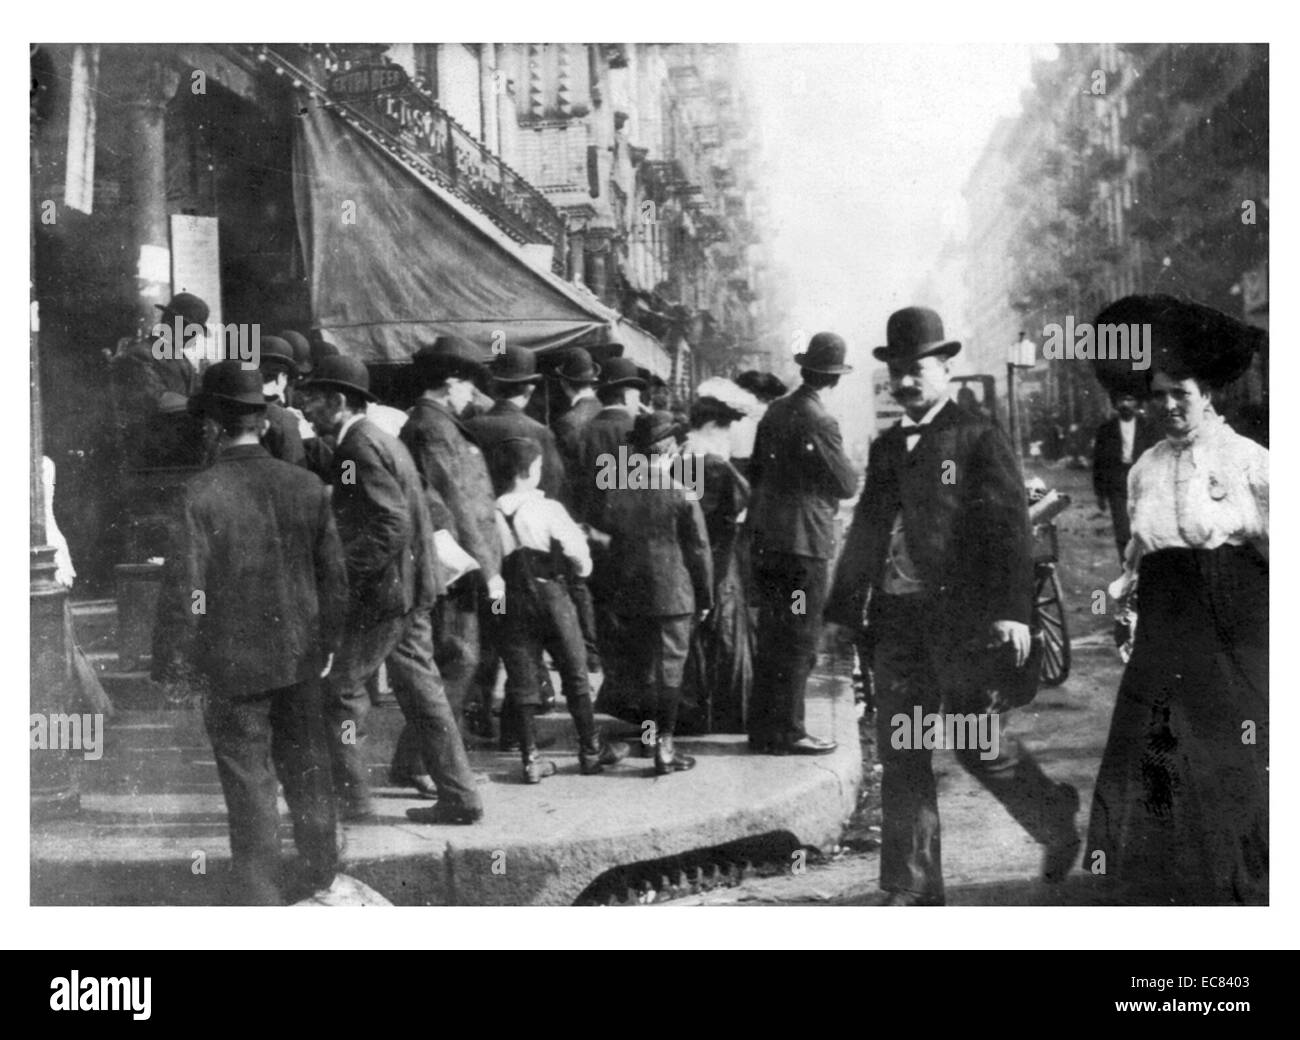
left=662, top=459, right=1134, bottom=906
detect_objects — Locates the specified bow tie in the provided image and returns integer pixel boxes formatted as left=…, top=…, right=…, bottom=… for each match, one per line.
left=902, top=425, right=930, bottom=438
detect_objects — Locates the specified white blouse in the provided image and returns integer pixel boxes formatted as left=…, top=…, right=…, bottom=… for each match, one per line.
left=1126, top=414, right=1269, bottom=562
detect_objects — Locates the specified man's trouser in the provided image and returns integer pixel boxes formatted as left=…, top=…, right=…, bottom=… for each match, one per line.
left=325, top=609, right=481, bottom=817
left=391, top=579, right=482, bottom=776
left=204, top=678, right=337, bottom=905
left=1106, top=488, right=1131, bottom=563
left=870, top=592, right=1075, bottom=903
left=748, top=549, right=829, bottom=746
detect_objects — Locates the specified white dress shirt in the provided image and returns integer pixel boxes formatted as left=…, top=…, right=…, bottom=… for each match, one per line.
left=1118, top=416, right=1136, bottom=464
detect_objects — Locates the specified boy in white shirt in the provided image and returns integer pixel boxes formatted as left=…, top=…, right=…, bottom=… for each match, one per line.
left=489, top=437, right=629, bottom=783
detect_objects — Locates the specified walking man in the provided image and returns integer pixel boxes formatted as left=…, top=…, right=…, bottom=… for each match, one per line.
left=746, top=332, right=857, bottom=756
left=1092, top=389, right=1157, bottom=562
left=296, top=356, right=483, bottom=826
left=152, top=361, right=348, bottom=904
left=825, top=307, right=1079, bottom=905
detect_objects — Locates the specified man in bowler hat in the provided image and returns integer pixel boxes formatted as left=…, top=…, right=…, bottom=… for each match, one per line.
left=256, top=335, right=308, bottom=467
left=296, top=356, right=484, bottom=826
left=746, top=332, right=858, bottom=756
left=551, top=347, right=603, bottom=474
left=825, top=307, right=1079, bottom=905
left=573, top=355, right=647, bottom=526
left=399, top=337, right=503, bottom=741
left=152, top=360, right=348, bottom=903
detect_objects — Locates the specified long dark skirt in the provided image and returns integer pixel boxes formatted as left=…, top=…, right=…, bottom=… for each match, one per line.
left=679, top=550, right=754, bottom=734
left=1086, top=545, right=1268, bottom=904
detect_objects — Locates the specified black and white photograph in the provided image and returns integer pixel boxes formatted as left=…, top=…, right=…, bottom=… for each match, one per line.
left=19, top=9, right=1281, bottom=958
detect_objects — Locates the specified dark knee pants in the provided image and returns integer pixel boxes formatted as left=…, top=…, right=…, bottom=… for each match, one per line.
left=501, top=578, right=590, bottom=711
left=871, top=593, right=1073, bottom=901
left=617, top=612, right=693, bottom=737
left=749, top=549, right=828, bottom=744
left=204, top=679, right=337, bottom=905
left=325, top=609, right=481, bottom=814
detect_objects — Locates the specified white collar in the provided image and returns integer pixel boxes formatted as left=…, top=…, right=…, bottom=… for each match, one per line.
left=900, top=397, right=949, bottom=428
left=337, top=412, right=365, bottom=446
left=497, top=487, right=544, bottom=512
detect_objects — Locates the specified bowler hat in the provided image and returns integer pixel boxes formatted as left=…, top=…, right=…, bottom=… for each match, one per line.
left=873, top=308, right=961, bottom=364
left=190, top=360, right=266, bottom=415
left=598, top=356, right=647, bottom=391
left=155, top=292, right=209, bottom=328
left=489, top=345, right=542, bottom=385
left=258, top=335, right=299, bottom=379
left=631, top=409, right=684, bottom=451
left=297, top=355, right=377, bottom=402
left=1091, top=294, right=1262, bottom=396
left=555, top=347, right=601, bottom=384
left=310, top=337, right=340, bottom=370
left=279, top=330, right=313, bottom=375
left=795, top=331, right=855, bottom=374
left=413, top=335, right=486, bottom=387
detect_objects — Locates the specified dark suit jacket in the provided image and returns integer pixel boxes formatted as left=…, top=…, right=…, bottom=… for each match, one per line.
left=553, top=395, right=602, bottom=467
left=1092, top=414, right=1158, bottom=499
left=466, top=398, right=567, bottom=501
left=401, top=395, right=502, bottom=581
left=825, top=399, right=1033, bottom=632
left=152, top=443, right=348, bottom=692
left=599, top=482, right=713, bottom=616
left=574, top=405, right=636, bottom=524
left=262, top=400, right=307, bottom=468
left=330, top=417, right=439, bottom=628
left=748, top=385, right=858, bottom=559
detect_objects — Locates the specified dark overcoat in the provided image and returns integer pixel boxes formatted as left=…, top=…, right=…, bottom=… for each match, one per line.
left=152, top=443, right=348, bottom=692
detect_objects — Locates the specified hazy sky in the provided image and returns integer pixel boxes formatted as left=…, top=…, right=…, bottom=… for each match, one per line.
left=738, top=43, right=1045, bottom=449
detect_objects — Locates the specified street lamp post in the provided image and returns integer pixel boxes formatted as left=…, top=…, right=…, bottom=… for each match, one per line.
left=1007, top=331, right=1037, bottom=464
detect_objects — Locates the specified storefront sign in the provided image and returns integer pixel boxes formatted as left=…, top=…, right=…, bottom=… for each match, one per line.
left=329, top=63, right=409, bottom=99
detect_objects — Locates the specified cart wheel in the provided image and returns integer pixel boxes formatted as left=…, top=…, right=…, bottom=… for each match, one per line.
left=1035, top=565, right=1070, bottom=687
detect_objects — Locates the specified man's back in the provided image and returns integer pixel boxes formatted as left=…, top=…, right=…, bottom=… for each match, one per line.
left=153, top=444, right=347, bottom=692
left=402, top=397, right=501, bottom=578
left=331, top=418, right=438, bottom=626
left=601, top=483, right=712, bottom=617
left=748, top=385, right=857, bottom=558
left=467, top=400, right=566, bottom=500
left=574, top=407, right=634, bottom=523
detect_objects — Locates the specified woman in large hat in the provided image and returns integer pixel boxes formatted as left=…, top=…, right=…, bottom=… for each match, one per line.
left=1086, top=294, right=1268, bottom=904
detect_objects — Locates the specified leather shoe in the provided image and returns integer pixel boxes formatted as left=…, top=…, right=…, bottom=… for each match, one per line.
left=523, top=754, right=557, bottom=784
left=654, top=736, right=696, bottom=775
left=405, top=802, right=484, bottom=825
left=339, top=801, right=376, bottom=824
left=884, top=890, right=944, bottom=907
left=1042, top=784, right=1081, bottom=883
left=777, top=735, right=837, bottom=756
left=388, top=771, right=438, bottom=799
